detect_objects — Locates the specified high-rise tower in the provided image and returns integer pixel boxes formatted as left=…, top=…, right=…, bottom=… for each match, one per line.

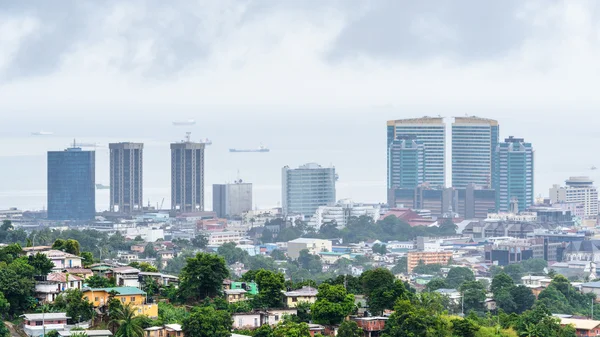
left=387, top=117, right=445, bottom=188
left=282, top=163, right=336, bottom=216
left=494, top=136, right=534, bottom=212
left=47, top=146, right=95, bottom=220
left=109, top=142, right=143, bottom=213
left=387, top=134, right=424, bottom=190
left=452, top=116, right=499, bottom=188
left=171, top=134, right=205, bottom=213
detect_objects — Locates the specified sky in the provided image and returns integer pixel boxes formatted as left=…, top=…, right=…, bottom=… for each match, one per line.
left=2, top=0, right=600, bottom=211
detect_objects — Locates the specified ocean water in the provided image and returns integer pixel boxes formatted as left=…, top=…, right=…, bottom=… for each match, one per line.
left=0, top=107, right=598, bottom=212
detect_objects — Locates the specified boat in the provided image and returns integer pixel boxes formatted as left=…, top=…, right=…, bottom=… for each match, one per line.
left=172, top=119, right=196, bottom=126
left=96, top=184, right=110, bottom=190
left=229, top=145, right=270, bottom=153
left=31, top=131, right=53, bottom=136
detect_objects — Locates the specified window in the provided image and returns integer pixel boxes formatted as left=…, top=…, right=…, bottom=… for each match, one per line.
left=254, top=318, right=258, bottom=327
left=275, top=315, right=279, bottom=321
left=159, top=331, right=163, bottom=337
left=131, top=297, right=137, bottom=302
left=36, top=321, right=43, bottom=326
left=95, top=297, right=99, bottom=302
left=121, top=298, right=126, bottom=303
left=292, top=297, right=297, bottom=302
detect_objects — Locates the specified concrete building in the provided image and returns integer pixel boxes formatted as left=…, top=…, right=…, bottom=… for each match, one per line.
left=171, top=134, right=205, bottom=213
left=283, top=286, right=318, bottom=308
left=549, top=177, right=598, bottom=220
left=387, top=134, right=424, bottom=190
left=28, top=250, right=83, bottom=270
left=83, top=287, right=157, bottom=318
left=207, top=231, right=244, bottom=246
left=457, top=184, right=496, bottom=219
left=494, top=136, right=534, bottom=213
left=282, top=163, right=336, bottom=216
left=287, top=238, right=332, bottom=259
left=22, top=313, right=69, bottom=337
left=109, top=142, right=143, bottom=213
left=35, top=273, right=84, bottom=303
left=387, top=117, right=446, bottom=187
left=47, top=146, right=95, bottom=220
left=309, top=199, right=380, bottom=229
left=559, top=318, right=600, bottom=336
left=452, top=116, right=499, bottom=188
left=212, top=181, right=253, bottom=218
left=112, top=267, right=141, bottom=288
left=407, top=251, right=453, bottom=273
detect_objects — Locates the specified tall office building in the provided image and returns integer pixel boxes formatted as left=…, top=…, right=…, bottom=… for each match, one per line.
left=494, top=136, right=534, bottom=212
left=213, top=181, right=253, bottom=218
left=47, top=146, right=95, bottom=220
left=171, top=136, right=205, bottom=213
left=549, top=177, right=598, bottom=219
left=387, top=117, right=445, bottom=187
left=452, top=116, right=499, bottom=188
left=282, top=163, right=336, bottom=216
left=387, top=135, right=424, bottom=190
left=109, top=142, right=143, bottom=213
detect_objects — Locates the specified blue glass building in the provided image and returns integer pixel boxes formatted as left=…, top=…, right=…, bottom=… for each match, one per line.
left=494, top=136, right=534, bottom=212
left=282, top=163, right=336, bottom=216
left=452, top=116, right=499, bottom=188
left=47, top=147, right=95, bottom=220
left=387, top=135, right=424, bottom=189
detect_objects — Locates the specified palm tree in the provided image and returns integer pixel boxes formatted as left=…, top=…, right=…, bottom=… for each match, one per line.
left=110, top=303, right=145, bottom=337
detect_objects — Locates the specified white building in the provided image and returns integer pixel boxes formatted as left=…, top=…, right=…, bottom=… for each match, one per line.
left=112, top=267, right=141, bottom=288
left=282, top=163, right=336, bottom=216
left=287, top=238, right=332, bottom=259
left=27, top=250, right=82, bottom=270
left=125, top=227, right=164, bottom=242
left=207, top=231, right=243, bottom=245
left=549, top=177, right=599, bottom=219
left=308, top=199, right=380, bottom=229
left=35, top=273, right=84, bottom=303
left=22, top=313, right=69, bottom=337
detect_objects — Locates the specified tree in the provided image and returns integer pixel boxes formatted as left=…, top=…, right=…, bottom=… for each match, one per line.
left=110, top=304, right=145, bottom=337
left=86, top=275, right=116, bottom=288
left=491, top=273, right=514, bottom=296
left=144, top=243, right=157, bottom=258
left=191, top=234, right=208, bottom=249
left=272, top=320, right=311, bottom=337
left=52, top=239, right=81, bottom=256
left=425, top=278, right=448, bottom=292
left=261, top=229, right=274, bottom=244
left=0, top=258, right=36, bottom=316
left=520, top=259, right=548, bottom=275
left=270, top=249, right=286, bottom=260
left=318, top=222, right=341, bottom=239
left=371, top=243, right=387, bottom=255
left=391, top=257, right=407, bottom=275
left=445, top=267, right=475, bottom=289
left=182, top=306, right=232, bottom=337
left=178, top=253, right=229, bottom=302
left=80, top=252, right=94, bottom=267
left=451, top=318, right=479, bottom=337
left=217, top=242, right=249, bottom=265
left=136, top=262, right=159, bottom=273
left=255, top=270, right=285, bottom=309
left=361, top=268, right=410, bottom=315
left=297, top=250, right=323, bottom=274
left=337, top=321, right=363, bottom=337
left=28, top=253, right=54, bottom=275
left=503, top=264, right=524, bottom=283
left=510, top=285, right=535, bottom=314
left=459, top=281, right=486, bottom=314
left=311, top=284, right=355, bottom=326
left=412, top=261, right=443, bottom=275
left=53, top=289, right=94, bottom=323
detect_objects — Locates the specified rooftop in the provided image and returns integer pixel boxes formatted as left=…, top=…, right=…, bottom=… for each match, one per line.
left=84, top=287, right=146, bottom=296
left=560, top=318, right=600, bottom=330
left=59, top=331, right=112, bottom=337
left=111, top=267, right=141, bottom=274
left=22, top=313, right=69, bottom=320
left=47, top=273, right=83, bottom=283
left=283, top=286, right=318, bottom=297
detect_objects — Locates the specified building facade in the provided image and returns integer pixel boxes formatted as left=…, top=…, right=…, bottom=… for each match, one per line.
left=452, top=116, right=499, bottom=188
left=171, top=137, right=205, bottom=212
left=387, top=117, right=446, bottom=187
left=387, top=134, right=424, bottom=190
left=494, top=136, right=534, bottom=213
left=457, top=184, right=497, bottom=219
left=287, top=238, right=332, bottom=259
left=212, top=181, right=253, bottom=218
left=549, top=177, right=598, bottom=219
left=282, top=163, right=336, bottom=216
left=47, top=147, right=95, bottom=220
left=407, top=251, right=453, bottom=273
left=109, top=142, right=143, bottom=213
left=309, top=199, right=380, bottom=229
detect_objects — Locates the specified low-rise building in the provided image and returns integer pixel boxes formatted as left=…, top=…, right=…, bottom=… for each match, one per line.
left=82, top=287, right=157, bottom=318
left=35, top=273, right=84, bottom=303
left=407, top=251, right=453, bottom=273
left=283, top=286, right=318, bottom=308
left=29, top=250, right=82, bottom=270
left=351, top=316, right=388, bottom=337
left=112, top=267, right=141, bottom=288
left=559, top=318, right=600, bottom=336
left=144, top=324, right=183, bottom=337
left=62, top=268, right=93, bottom=279
left=232, top=312, right=264, bottom=330
left=224, top=289, right=247, bottom=303
left=207, top=231, right=244, bottom=245
left=287, top=238, right=332, bottom=259
left=22, top=313, right=69, bottom=337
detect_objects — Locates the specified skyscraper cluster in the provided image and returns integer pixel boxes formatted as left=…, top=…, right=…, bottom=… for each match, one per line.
left=387, top=116, right=534, bottom=214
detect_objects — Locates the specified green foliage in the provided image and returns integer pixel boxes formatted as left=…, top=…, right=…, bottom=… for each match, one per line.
left=28, top=252, right=55, bottom=275
left=143, top=243, right=157, bottom=258
left=182, top=306, right=232, bottom=337
left=451, top=318, right=479, bottom=337
left=412, top=261, right=444, bottom=275
left=272, top=320, right=311, bottom=337
left=246, top=255, right=277, bottom=271
left=157, top=302, right=189, bottom=324
left=425, top=278, right=448, bottom=292
left=520, top=259, right=548, bottom=275
left=110, top=303, right=146, bottom=337
left=361, top=268, right=411, bottom=315
left=270, top=249, right=286, bottom=260
left=0, top=244, right=23, bottom=264
left=318, top=222, right=341, bottom=239
left=323, top=275, right=362, bottom=295
left=86, top=275, right=116, bottom=288
left=537, top=274, right=595, bottom=316
left=53, top=289, right=94, bottom=322
left=261, top=229, right=274, bottom=244
left=80, top=252, right=94, bottom=267
left=52, top=239, right=81, bottom=256
left=179, top=253, right=229, bottom=302
left=0, top=257, right=35, bottom=316
left=502, top=264, right=524, bottom=283
left=297, top=250, right=323, bottom=275
left=311, top=284, right=355, bottom=326
left=383, top=299, right=449, bottom=337
left=163, top=250, right=194, bottom=275
left=255, top=270, right=285, bottom=309
left=459, top=281, right=486, bottom=314
left=391, top=257, right=407, bottom=275
left=445, top=267, right=475, bottom=289
left=136, top=262, right=159, bottom=272
left=371, top=243, right=387, bottom=255
left=337, top=321, right=363, bottom=337
left=191, top=234, right=208, bottom=249
left=512, top=304, right=576, bottom=337
left=217, top=242, right=249, bottom=265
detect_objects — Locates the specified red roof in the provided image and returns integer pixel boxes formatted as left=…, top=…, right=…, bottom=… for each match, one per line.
left=47, top=273, right=83, bottom=283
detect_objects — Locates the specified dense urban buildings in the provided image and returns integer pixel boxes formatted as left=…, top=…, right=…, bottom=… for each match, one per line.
left=549, top=177, right=599, bottom=220
left=451, top=116, right=499, bottom=188
left=109, top=142, right=144, bottom=213
left=387, top=117, right=446, bottom=188
left=47, top=146, right=95, bottom=220
left=494, top=136, right=534, bottom=213
left=282, top=163, right=336, bottom=216
left=170, top=135, right=206, bottom=213
left=387, top=134, right=424, bottom=190
left=212, top=181, right=253, bottom=218
left=308, top=199, right=380, bottom=229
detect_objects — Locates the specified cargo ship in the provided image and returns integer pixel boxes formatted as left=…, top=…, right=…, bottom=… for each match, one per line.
left=229, top=145, right=270, bottom=153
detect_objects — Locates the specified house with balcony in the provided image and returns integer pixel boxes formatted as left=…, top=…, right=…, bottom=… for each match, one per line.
left=22, top=313, right=69, bottom=337
left=35, top=273, right=84, bottom=303
left=29, top=250, right=82, bottom=270
left=352, top=316, right=389, bottom=337
left=112, top=267, right=141, bottom=288
left=283, top=286, right=318, bottom=308
left=82, top=287, right=157, bottom=318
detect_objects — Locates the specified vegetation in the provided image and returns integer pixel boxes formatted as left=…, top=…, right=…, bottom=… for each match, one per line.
left=182, top=306, right=232, bottom=337
left=178, top=253, right=229, bottom=302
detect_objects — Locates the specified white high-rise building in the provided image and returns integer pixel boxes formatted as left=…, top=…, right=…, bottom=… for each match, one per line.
left=549, top=177, right=599, bottom=219
left=282, top=163, right=336, bottom=216
left=308, top=199, right=381, bottom=229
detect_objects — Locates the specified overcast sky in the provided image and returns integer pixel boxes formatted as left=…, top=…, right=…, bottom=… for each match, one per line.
left=2, top=0, right=600, bottom=119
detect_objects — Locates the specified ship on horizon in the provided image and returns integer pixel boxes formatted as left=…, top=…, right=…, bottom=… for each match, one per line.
left=229, top=145, right=270, bottom=153
left=31, top=131, right=54, bottom=136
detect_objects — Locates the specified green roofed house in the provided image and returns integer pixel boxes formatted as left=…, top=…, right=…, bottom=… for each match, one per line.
left=231, top=281, right=258, bottom=295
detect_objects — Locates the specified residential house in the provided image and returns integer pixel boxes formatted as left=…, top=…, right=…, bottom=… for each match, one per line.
left=35, top=273, right=84, bottom=303
left=158, top=250, right=175, bottom=260
left=231, top=282, right=258, bottom=295
left=580, top=281, right=600, bottom=302
left=318, top=252, right=351, bottom=265
left=287, top=238, right=332, bottom=259
left=308, top=324, right=325, bottom=337
left=144, top=324, right=183, bottom=337
left=31, top=250, right=82, bottom=270
left=112, top=267, right=141, bottom=288
left=352, top=317, right=389, bottom=337
left=117, top=252, right=139, bottom=262
left=139, top=272, right=179, bottom=287
left=232, top=312, right=264, bottom=330
left=131, top=244, right=146, bottom=253
left=560, top=318, right=600, bottom=336
left=283, top=286, right=318, bottom=308
left=265, top=309, right=297, bottom=326
left=62, top=268, right=93, bottom=279
left=224, top=289, right=247, bottom=303
left=22, top=313, right=69, bottom=337
left=90, top=263, right=117, bottom=277
left=58, top=331, right=112, bottom=337
left=82, top=287, right=158, bottom=318
left=434, top=289, right=461, bottom=306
